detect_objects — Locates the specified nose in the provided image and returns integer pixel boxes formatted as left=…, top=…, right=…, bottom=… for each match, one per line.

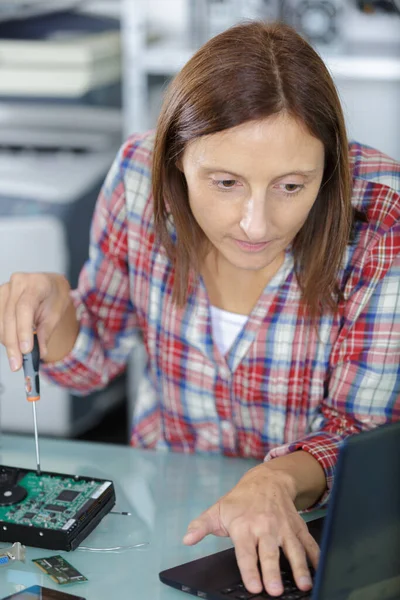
left=239, top=196, right=268, bottom=241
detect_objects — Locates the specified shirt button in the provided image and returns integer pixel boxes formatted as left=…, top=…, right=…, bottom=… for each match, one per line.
left=221, top=420, right=231, bottom=432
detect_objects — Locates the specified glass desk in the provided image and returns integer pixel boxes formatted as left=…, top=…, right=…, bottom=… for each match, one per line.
left=0, top=434, right=324, bottom=599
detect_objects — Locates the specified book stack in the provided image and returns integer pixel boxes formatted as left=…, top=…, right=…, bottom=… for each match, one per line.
left=0, top=7, right=121, bottom=99
left=0, top=0, right=80, bottom=22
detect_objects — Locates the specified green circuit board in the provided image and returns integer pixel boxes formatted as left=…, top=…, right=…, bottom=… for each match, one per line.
left=33, top=554, right=88, bottom=584
left=0, top=472, right=111, bottom=530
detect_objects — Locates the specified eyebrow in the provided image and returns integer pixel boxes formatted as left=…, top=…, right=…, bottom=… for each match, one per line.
left=199, top=166, right=318, bottom=180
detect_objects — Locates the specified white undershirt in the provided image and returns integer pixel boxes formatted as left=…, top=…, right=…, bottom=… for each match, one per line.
left=210, top=305, right=249, bottom=356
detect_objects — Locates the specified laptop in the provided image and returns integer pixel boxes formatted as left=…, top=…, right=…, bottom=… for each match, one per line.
left=159, top=420, right=400, bottom=600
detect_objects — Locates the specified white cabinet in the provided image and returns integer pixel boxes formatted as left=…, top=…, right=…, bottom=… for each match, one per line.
left=323, top=54, right=400, bottom=161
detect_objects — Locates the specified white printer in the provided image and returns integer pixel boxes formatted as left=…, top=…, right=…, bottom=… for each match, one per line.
left=0, top=103, right=126, bottom=437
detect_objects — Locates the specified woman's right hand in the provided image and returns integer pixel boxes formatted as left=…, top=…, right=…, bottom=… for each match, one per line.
left=0, top=272, right=74, bottom=371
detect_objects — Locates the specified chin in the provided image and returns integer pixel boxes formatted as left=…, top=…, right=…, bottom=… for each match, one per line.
left=226, top=251, right=276, bottom=272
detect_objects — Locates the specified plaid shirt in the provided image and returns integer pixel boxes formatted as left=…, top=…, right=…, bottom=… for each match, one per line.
left=42, top=131, right=400, bottom=505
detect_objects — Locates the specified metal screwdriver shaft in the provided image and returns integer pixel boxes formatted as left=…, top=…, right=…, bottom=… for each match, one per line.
left=32, top=401, right=41, bottom=476
left=22, top=331, right=41, bottom=476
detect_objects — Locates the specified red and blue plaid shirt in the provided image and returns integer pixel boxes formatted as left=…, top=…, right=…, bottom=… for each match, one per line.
left=42, top=131, right=400, bottom=505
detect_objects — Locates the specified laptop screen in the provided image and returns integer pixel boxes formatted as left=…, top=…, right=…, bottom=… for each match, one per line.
left=314, top=422, right=400, bottom=600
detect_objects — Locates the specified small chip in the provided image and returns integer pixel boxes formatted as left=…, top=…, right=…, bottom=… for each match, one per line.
left=23, top=512, right=35, bottom=519
left=32, top=555, right=88, bottom=585
left=56, top=489, right=80, bottom=502
left=44, top=504, right=66, bottom=513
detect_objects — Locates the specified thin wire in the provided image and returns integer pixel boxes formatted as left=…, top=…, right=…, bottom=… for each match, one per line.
left=110, top=511, right=131, bottom=516
left=32, top=402, right=41, bottom=476
left=78, top=542, right=149, bottom=553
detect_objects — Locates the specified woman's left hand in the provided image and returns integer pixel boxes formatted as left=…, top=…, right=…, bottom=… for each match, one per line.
left=183, top=462, right=320, bottom=598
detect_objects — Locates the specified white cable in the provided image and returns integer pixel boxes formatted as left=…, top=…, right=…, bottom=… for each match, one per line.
left=78, top=542, right=149, bottom=553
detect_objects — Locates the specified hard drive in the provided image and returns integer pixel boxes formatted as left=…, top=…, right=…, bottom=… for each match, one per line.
left=0, top=465, right=116, bottom=551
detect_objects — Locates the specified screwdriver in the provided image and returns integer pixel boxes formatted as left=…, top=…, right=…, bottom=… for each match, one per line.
left=22, top=331, right=41, bottom=476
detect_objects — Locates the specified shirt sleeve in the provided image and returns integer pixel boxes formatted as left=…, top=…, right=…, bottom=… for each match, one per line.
left=265, top=223, right=400, bottom=508
left=41, top=139, right=143, bottom=395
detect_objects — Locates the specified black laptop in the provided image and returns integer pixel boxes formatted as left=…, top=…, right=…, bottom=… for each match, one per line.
left=160, top=420, right=400, bottom=600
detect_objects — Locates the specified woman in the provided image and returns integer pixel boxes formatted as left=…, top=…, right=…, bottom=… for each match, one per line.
left=0, top=21, right=399, bottom=597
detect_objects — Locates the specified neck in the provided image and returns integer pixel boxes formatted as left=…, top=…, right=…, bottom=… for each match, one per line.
left=202, top=250, right=285, bottom=315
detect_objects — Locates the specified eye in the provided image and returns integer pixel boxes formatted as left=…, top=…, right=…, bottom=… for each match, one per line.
left=214, top=179, right=238, bottom=189
left=276, top=183, right=304, bottom=196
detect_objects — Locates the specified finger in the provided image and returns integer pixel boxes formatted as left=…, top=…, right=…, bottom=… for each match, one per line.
left=182, top=525, right=208, bottom=545
left=184, top=502, right=230, bottom=545
left=232, top=535, right=263, bottom=595
left=36, top=328, right=48, bottom=359
left=3, top=282, right=24, bottom=371
left=15, top=294, right=36, bottom=354
left=0, top=283, right=9, bottom=342
left=258, top=534, right=283, bottom=597
left=36, top=315, right=60, bottom=360
left=298, top=526, right=320, bottom=571
left=183, top=512, right=217, bottom=545
left=282, top=533, right=312, bottom=592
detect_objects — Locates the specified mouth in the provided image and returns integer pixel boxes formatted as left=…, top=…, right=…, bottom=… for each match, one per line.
left=233, top=238, right=272, bottom=253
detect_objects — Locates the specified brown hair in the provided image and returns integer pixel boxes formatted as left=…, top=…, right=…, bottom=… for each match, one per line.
left=152, top=20, right=353, bottom=320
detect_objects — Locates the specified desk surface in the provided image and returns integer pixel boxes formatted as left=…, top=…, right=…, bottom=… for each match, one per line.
left=0, top=434, right=323, bottom=600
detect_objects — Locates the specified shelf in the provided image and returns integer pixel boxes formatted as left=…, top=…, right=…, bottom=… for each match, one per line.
left=143, top=43, right=192, bottom=75
left=320, top=53, right=400, bottom=82
left=126, top=39, right=400, bottom=81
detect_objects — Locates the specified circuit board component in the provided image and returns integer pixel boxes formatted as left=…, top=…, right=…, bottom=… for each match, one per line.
left=0, top=542, right=26, bottom=566
left=0, top=465, right=115, bottom=550
left=32, top=555, right=88, bottom=585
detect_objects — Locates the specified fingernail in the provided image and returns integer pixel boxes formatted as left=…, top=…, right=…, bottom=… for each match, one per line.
left=183, top=529, right=195, bottom=538
left=183, top=529, right=197, bottom=542
left=269, top=581, right=283, bottom=593
left=20, top=341, right=30, bottom=353
left=249, top=579, right=262, bottom=592
left=9, top=357, right=19, bottom=371
left=299, top=576, right=312, bottom=588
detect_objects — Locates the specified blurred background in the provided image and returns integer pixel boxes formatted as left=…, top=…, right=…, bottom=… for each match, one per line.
left=0, top=0, right=398, bottom=445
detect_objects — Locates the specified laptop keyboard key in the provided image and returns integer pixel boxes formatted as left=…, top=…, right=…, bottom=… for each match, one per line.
left=219, top=579, right=313, bottom=599
left=247, top=595, right=283, bottom=599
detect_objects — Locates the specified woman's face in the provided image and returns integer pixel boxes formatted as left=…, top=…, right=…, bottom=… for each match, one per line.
left=180, top=113, right=325, bottom=273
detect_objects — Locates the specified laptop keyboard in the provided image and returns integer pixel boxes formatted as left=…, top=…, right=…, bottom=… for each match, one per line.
left=219, top=569, right=313, bottom=599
